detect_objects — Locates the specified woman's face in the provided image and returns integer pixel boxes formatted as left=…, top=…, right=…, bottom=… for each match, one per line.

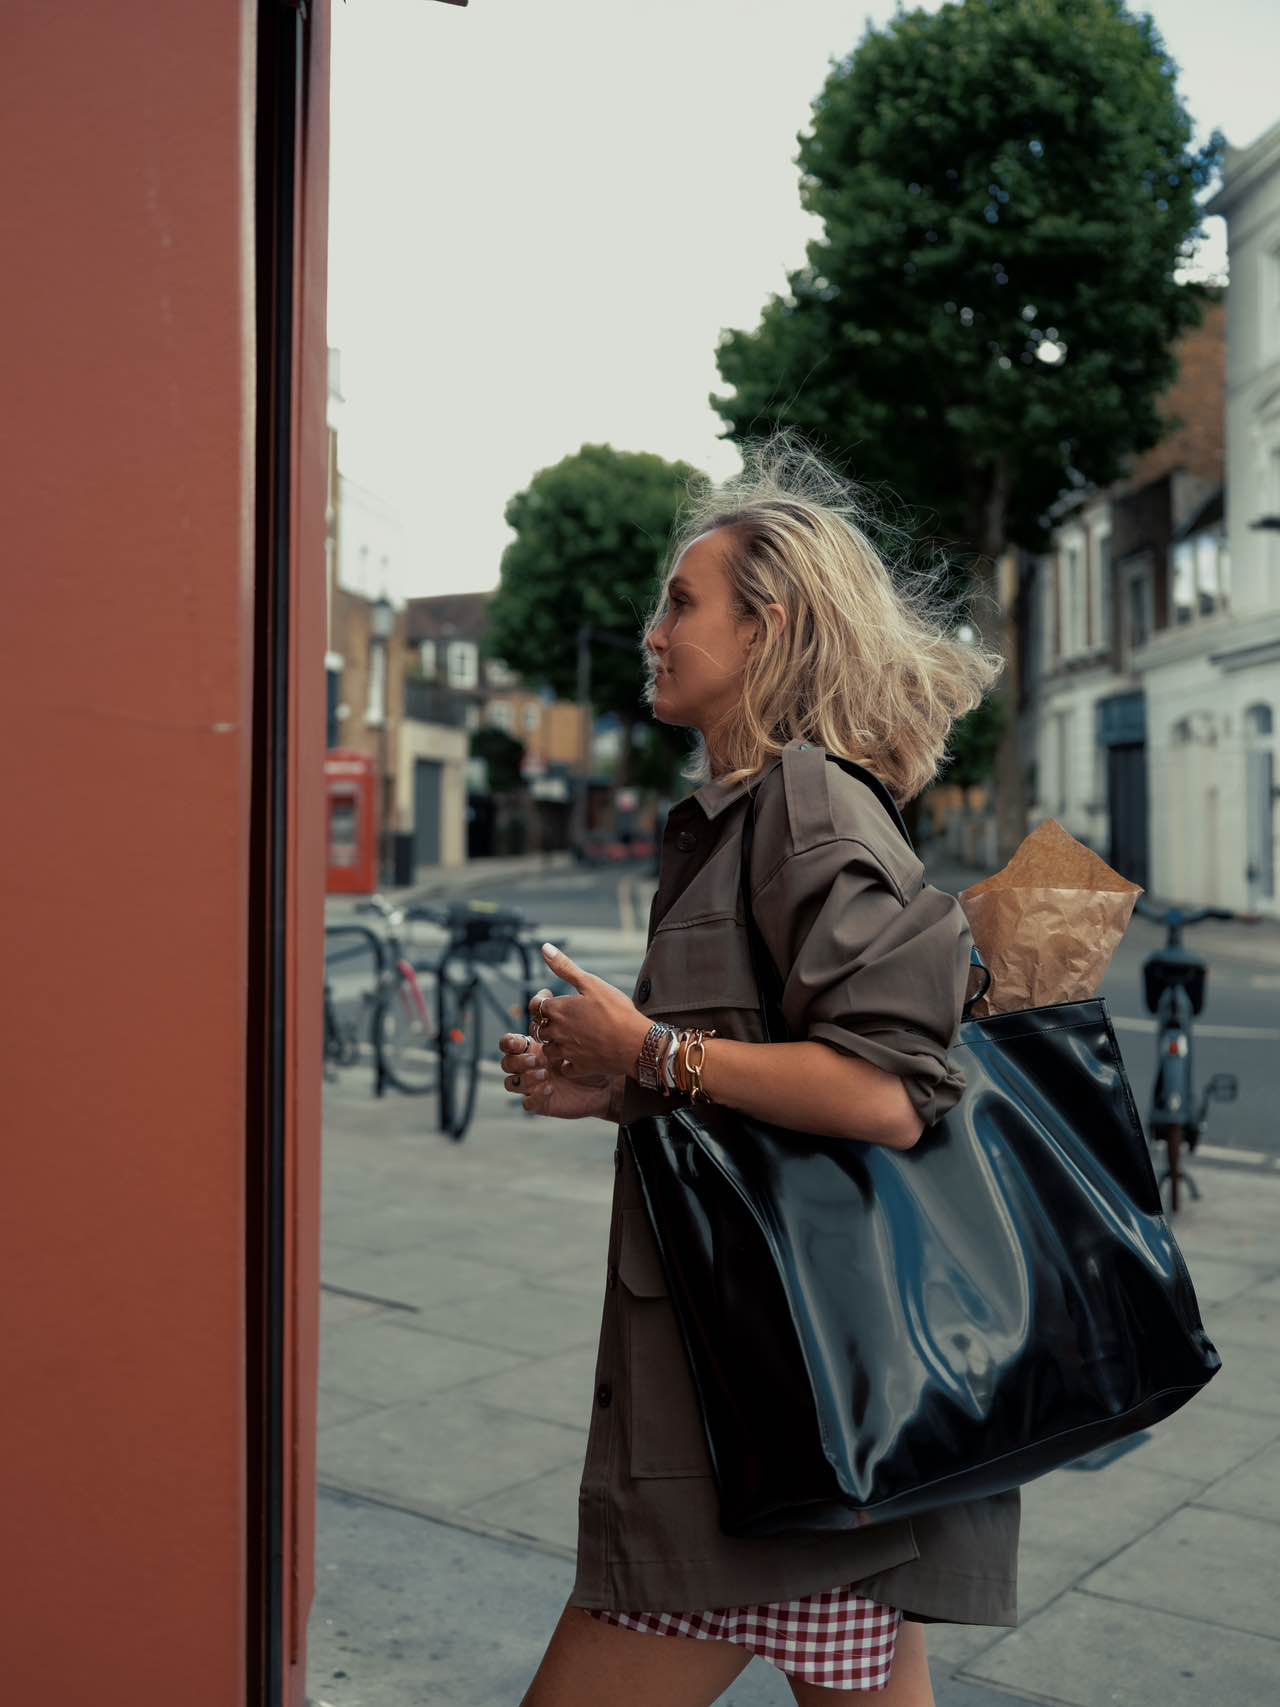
left=643, top=529, right=782, bottom=755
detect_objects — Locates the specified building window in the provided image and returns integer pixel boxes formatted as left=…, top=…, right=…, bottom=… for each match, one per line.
left=485, top=656, right=517, bottom=688
left=1058, top=537, right=1088, bottom=657
left=1091, top=527, right=1111, bottom=650
left=419, top=640, right=437, bottom=679
left=365, top=641, right=387, bottom=727
left=1122, top=561, right=1153, bottom=660
left=1172, top=530, right=1229, bottom=624
left=1039, top=558, right=1057, bottom=672
left=488, top=699, right=513, bottom=732
left=447, top=641, right=478, bottom=688
left=463, top=701, right=481, bottom=732
left=523, top=702, right=541, bottom=733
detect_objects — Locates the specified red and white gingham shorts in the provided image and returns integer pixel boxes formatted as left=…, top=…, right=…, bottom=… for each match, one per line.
left=586, top=1582, right=901, bottom=1691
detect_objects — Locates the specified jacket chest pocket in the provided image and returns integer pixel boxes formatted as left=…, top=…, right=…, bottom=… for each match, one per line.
left=638, top=914, right=763, bottom=1023
left=617, top=1208, right=712, bottom=1481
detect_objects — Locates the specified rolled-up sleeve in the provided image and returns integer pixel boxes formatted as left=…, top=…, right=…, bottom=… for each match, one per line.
left=752, top=837, right=972, bottom=1128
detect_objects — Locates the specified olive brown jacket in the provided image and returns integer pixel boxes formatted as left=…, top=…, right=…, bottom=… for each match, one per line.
left=568, top=738, right=1020, bottom=1624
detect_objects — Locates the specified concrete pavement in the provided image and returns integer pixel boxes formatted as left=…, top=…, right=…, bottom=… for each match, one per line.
left=310, top=1050, right=1280, bottom=1707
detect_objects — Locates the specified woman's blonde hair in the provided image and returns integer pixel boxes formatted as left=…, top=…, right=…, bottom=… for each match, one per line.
left=644, top=433, right=1004, bottom=806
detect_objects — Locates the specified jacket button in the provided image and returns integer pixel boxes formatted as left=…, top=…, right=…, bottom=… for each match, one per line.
left=596, top=1382, right=613, bottom=1408
left=637, top=976, right=652, bottom=1003
left=676, top=829, right=697, bottom=852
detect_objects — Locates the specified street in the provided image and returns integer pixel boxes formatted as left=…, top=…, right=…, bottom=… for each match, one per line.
left=312, top=854, right=1280, bottom=1707
left=327, top=855, right=1280, bottom=1159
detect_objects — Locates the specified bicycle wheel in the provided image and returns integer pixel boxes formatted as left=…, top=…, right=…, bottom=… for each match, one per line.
left=376, top=964, right=440, bottom=1094
left=441, top=979, right=482, bottom=1141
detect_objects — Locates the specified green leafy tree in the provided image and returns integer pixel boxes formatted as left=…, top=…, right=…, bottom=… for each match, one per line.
left=486, top=444, right=702, bottom=784
left=713, top=0, right=1220, bottom=846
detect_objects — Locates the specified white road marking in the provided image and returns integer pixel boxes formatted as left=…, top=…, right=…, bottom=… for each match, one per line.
left=1197, top=1143, right=1272, bottom=1166
left=1109, top=1015, right=1280, bottom=1041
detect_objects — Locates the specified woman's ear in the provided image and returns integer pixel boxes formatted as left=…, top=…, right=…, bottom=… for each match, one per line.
left=753, top=602, right=786, bottom=647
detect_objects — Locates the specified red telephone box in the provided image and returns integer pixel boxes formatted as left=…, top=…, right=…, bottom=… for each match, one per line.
left=325, top=750, right=378, bottom=894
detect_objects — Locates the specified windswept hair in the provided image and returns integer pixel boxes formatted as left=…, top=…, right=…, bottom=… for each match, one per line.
left=642, top=433, right=1004, bottom=806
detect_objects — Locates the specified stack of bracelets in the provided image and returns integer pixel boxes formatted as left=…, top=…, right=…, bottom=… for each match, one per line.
left=634, top=1021, right=717, bottom=1103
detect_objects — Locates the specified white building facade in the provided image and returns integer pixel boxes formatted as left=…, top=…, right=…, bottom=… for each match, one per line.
left=1138, top=123, right=1280, bottom=913
left=1028, top=495, right=1118, bottom=855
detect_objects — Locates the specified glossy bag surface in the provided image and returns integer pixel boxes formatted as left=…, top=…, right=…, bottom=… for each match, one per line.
left=624, top=757, right=1221, bottom=1538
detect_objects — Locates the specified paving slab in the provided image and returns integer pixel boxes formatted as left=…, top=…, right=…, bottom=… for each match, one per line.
left=1199, top=1284, right=1280, bottom=1349
left=1017, top=1460, right=1201, bottom=1560
left=1193, top=1437, right=1280, bottom=1523
left=1174, top=1251, right=1279, bottom=1305
left=322, top=1246, right=529, bottom=1312
left=537, top=1257, right=613, bottom=1297
left=318, top=1387, right=385, bottom=1433
left=963, top=1591, right=1280, bottom=1707
left=460, top=1460, right=584, bottom=1553
left=405, top=1281, right=604, bottom=1357
left=319, top=1316, right=526, bottom=1409
left=1080, top=1503, right=1280, bottom=1640
left=318, top=1394, right=587, bottom=1513
left=1194, top=1331, right=1280, bottom=1415
left=1124, top=1391, right=1280, bottom=1485
left=459, top=1342, right=599, bottom=1431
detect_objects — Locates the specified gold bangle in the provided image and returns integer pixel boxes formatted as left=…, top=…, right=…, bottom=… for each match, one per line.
left=674, top=1028, right=695, bottom=1096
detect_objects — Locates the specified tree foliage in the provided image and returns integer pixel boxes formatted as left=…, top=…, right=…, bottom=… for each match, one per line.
left=939, top=695, right=1008, bottom=795
left=713, top=0, right=1222, bottom=567
left=486, top=445, right=702, bottom=740
left=468, top=725, right=525, bottom=794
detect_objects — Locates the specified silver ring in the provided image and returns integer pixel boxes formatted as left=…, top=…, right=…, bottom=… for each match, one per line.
left=531, top=1017, right=546, bottom=1043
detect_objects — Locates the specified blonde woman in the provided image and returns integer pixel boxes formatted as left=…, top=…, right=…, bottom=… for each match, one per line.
left=498, top=440, right=1009, bottom=1706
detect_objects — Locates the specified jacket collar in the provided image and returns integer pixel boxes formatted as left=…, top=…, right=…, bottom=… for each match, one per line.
left=690, top=738, right=803, bottom=820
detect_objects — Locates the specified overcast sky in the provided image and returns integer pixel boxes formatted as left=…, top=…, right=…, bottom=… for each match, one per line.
left=327, top=0, right=1279, bottom=601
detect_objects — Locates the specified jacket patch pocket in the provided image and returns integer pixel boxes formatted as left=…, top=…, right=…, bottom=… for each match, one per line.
left=643, top=914, right=761, bottom=1017
left=618, top=1210, right=711, bottom=1481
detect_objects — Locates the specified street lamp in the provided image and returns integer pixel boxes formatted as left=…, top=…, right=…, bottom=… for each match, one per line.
left=371, top=595, right=395, bottom=882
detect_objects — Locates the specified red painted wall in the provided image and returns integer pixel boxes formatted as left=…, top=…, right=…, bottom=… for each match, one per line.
left=1, top=3, right=328, bottom=1700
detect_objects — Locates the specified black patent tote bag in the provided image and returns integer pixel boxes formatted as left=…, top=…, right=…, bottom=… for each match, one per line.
left=624, top=756, right=1221, bottom=1538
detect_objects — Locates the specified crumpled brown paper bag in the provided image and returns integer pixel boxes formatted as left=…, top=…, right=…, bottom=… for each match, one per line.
left=957, top=820, right=1143, bottom=1017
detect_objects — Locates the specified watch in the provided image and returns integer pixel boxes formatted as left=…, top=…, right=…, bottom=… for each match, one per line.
left=636, top=1020, right=674, bottom=1089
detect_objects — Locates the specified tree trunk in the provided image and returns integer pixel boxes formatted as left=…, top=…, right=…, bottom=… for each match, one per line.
left=967, top=458, right=1026, bottom=865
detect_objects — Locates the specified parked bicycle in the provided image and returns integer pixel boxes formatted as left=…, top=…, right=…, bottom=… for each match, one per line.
left=323, top=920, right=386, bottom=1082
left=354, top=893, right=566, bottom=1142
left=352, top=895, right=449, bottom=1098
left=428, top=899, right=564, bottom=1141
left=1134, top=897, right=1255, bottom=1213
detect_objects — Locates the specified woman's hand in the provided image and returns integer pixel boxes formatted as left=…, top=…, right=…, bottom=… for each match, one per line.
left=498, top=1030, right=616, bottom=1121
left=530, top=943, right=651, bottom=1079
